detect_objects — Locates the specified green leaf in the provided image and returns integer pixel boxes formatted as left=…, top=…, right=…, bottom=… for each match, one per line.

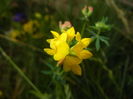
left=30, top=90, right=51, bottom=99
left=43, top=60, right=54, bottom=70
left=99, top=36, right=109, bottom=46
left=100, top=36, right=109, bottom=40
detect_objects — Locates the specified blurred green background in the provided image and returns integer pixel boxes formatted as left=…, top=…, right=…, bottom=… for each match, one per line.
left=0, top=0, right=133, bottom=99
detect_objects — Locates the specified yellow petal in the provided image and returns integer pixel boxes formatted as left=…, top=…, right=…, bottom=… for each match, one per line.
left=71, top=64, right=82, bottom=76
left=54, top=41, right=69, bottom=61
left=71, top=42, right=84, bottom=53
left=79, top=50, right=93, bottom=59
left=67, top=56, right=82, bottom=65
left=51, top=31, right=59, bottom=38
left=63, top=56, right=81, bottom=72
left=50, top=39, right=56, bottom=49
left=50, top=33, right=67, bottom=49
left=46, top=39, right=53, bottom=43
left=63, top=58, right=71, bottom=72
left=59, top=33, right=67, bottom=42
left=65, top=27, right=75, bottom=41
left=76, top=32, right=81, bottom=41
left=44, top=48, right=56, bottom=55
left=81, top=38, right=92, bottom=48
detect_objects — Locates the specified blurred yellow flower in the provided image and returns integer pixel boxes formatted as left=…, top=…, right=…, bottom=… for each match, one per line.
left=23, top=20, right=39, bottom=33
left=35, top=12, right=42, bottom=19
left=0, top=90, right=3, bottom=96
left=8, top=30, right=20, bottom=39
left=44, top=27, right=92, bottom=75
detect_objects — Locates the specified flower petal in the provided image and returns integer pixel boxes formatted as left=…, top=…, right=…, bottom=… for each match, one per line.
left=50, top=39, right=56, bottom=49
left=54, top=41, right=69, bottom=61
left=76, top=32, right=81, bottom=41
left=71, top=42, right=84, bottom=53
left=46, top=39, right=53, bottom=43
left=68, top=56, right=82, bottom=65
left=63, top=56, right=81, bottom=72
left=81, top=38, right=92, bottom=48
left=65, top=27, right=75, bottom=41
left=71, top=64, right=82, bottom=76
left=44, top=48, right=56, bottom=55
left=63, top=56, right=73, bottom=72
left=63, top=60, right=71, bottom=72
left=59, top=33, right=67, bottom=42
left=50, top=33, right=67, bottom=49
left=51, top=31, right=59, bottom=38
left=79, top=50, right=93, bottom=59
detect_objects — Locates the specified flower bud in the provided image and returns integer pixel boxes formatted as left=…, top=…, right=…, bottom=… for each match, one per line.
left=59, top=21, right=72, bottom=32
left=95, top=21, right=110, bottom=30
left=82, top=6, right=93, bottom=18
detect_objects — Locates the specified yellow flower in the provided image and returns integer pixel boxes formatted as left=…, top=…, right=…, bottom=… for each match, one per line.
left=44, top=27, right=93, bottom=76
left=73, top=32, right=92, bottom=59
left=44, top=31, right=69, bottom=61
left=23, top=21, right=33, bottom=33
left=62, top=32, right=92, bottom=75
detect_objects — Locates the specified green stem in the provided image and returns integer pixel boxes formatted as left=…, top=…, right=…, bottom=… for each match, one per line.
left=0, top=46, right=42, bottom=95
left=81, top=21, right=87, bottom=36
left=97, top=28, right=101, bottom=35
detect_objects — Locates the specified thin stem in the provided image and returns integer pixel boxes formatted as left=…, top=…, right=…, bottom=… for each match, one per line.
left=0, top=47, right=42, bottom=95
left=0, top=34, right=42, bottom=52
left=95, top=82, right=109, bottom=99
left=105, top=0, right=130, bottom=33
left=97, top=28, right=101, bottom=35
left=81, top=21, right=87, bottom=36
left=120, top=56, right=129, bottom=98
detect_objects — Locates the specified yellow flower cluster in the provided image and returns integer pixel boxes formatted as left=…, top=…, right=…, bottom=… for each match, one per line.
left=44, top=27, right=93, bottom=75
